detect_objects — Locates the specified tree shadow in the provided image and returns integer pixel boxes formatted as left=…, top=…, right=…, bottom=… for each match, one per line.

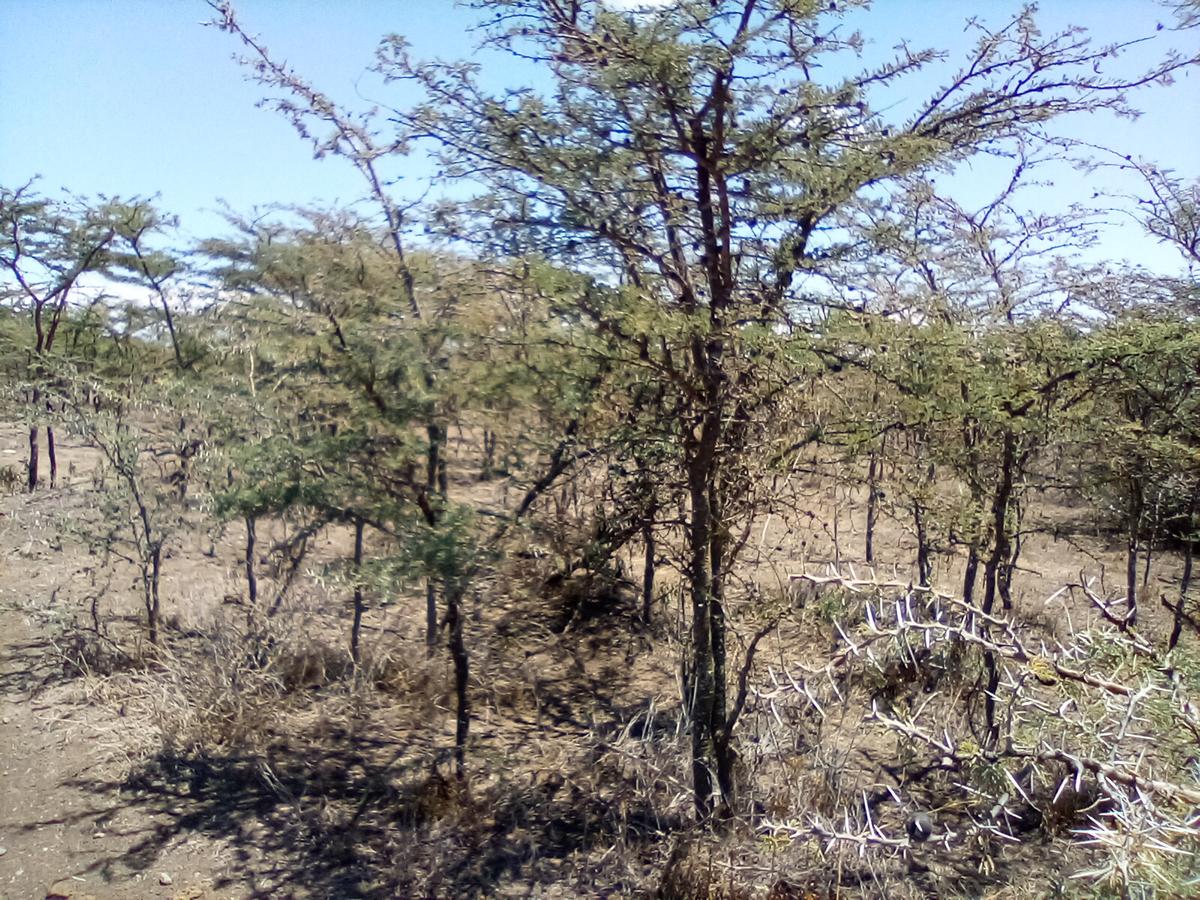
left=53, top=717, right=681, bottom=898
left=0, top=634, right=66, bottom=697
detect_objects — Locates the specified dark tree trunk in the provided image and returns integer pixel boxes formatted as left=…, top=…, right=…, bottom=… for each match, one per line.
left=962, top=544, right=980, bottom=607
left=913, top=499, right=932, bottom=587
left=1169, top=486, right=1199, bottom=651
left=982, top=430, right=1016, bottom=615
left=425, top=580, right=439, bottom=655
left=982, top=650, right=1001, bottom=751
left=642, top=516, right=656, bottom=626
left=351, top=517, right=365, bottom=666
left=426, top=421, right=450, bottom=653
left=27, top=383, right=42, bottom=492
left=244, top=515, right=258, bottom=608
left=445, top=583, right=470, bottom=778
left=146, top=545, right=162, bottom=646
left=47, top=423, right=58, bottom=488
left=427, top=422, right=449, bottom=497
left=26, top=423, right=38, bottom=492
left=480, top=428, right=496, bottom=480
left=1126, top=475, right=1143, bottom=626
left=865, top=450, right=880, bottom=564
left=1000, top=520, right=1021, bottom=613
left=687, top=446, right=718, bottom=820
left=1171, top=543, right=1193, bottom=651
left=709, top=509, right=735, bottom=813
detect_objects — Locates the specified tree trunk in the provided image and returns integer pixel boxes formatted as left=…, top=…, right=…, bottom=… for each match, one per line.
left=687, top=449, right=718, bottom=820
left=47, top=423, right=58, bottom=488
left=642, top=516, right=656, bottom=626
left=480, top=428, right=496, bottom=480
left=913, top=499, right=932, bottom=587
left=865, top=450, right=880, bottom=564
left=425, top=580, right=439, bottom=655
left=1169, top=485, right=1198, bottom=651
left=962, top=544, right=980, bottom=607
left=351, top=516, right=365, bottom=666
left=26, top=385, right=41, bottom=491
left=26, top=424, right=38, bottom=492
left=982, top=430, right=1016, bottom=615
left=982, top=650, right=1001, bottom=752
left=445, top=582, right=470, bottom=778
left=1126, top=475, right=1143, bottom=626
left=426, top=421, right=448, bottom=653
left=244, top=515, right=258, bottom=608
left=427, top=422, right=449, bottom=497
left=146, top=544, right=162, bottom=646
left=1170, top=542, right=1193, bottom=651
left=1000, top=522, right=1021, bottom=613
left=709, top=505, right=735, bottom=813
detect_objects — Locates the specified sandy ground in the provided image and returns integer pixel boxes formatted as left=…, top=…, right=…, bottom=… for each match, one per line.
left=0, top=427, right=235, bottom=899
left=0, top=420, right=1191, bottom=898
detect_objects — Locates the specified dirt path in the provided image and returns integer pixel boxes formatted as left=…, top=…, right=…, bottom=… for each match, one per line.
left=0, top=430, right=235, bottom=900
left=0, top=602, right=222, bottom=900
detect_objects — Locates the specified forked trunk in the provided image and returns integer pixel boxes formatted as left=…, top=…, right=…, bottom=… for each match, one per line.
left=982, top=431, right=1017, bottom=615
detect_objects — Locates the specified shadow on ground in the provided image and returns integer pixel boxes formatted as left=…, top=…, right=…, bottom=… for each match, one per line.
left=52, top=718, right=679, bottom=898
left=0, top=632, right=66, bottom=698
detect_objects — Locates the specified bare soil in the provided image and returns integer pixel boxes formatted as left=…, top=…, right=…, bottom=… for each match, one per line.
left=0, top=422, right=1192, bottom=898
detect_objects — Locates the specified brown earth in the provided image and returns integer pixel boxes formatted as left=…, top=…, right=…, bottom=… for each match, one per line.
left=0, top=422, right=1192, bottom=898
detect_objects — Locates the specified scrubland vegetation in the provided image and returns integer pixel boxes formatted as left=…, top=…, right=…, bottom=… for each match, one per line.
left=2, top=2, right=1200, bottom=897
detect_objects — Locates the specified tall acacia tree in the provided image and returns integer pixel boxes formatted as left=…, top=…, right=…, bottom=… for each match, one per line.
left=374, top=0, right=1190, bottom=818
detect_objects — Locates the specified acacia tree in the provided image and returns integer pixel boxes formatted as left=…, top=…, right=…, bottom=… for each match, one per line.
left=0, top=185, right=182, bottom=491
left=1061, top=160, right=1200, bottom=628
left=54, top=362, right=207, bottom=647
left=842, top=160, right=1100, bottom=601
left=0, top=185, right=122, bottom=489
left=199, top=203, right=611, bottom=773
left=199, top=208, right=474, bottom=700
left=361, top=0, right=1190, bottom=818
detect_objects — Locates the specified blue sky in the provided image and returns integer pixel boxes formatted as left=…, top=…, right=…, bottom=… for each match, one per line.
left=1, top=1, right=1196, bottom=272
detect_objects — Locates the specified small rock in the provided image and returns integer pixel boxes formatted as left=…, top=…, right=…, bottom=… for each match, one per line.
left=906, top=810, right=934, bottom=842
left=46, top=878, right=78, bottom=899
left=0, top=845, right=7, bottom=855
left=159, top=872, right=173, bottom=886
